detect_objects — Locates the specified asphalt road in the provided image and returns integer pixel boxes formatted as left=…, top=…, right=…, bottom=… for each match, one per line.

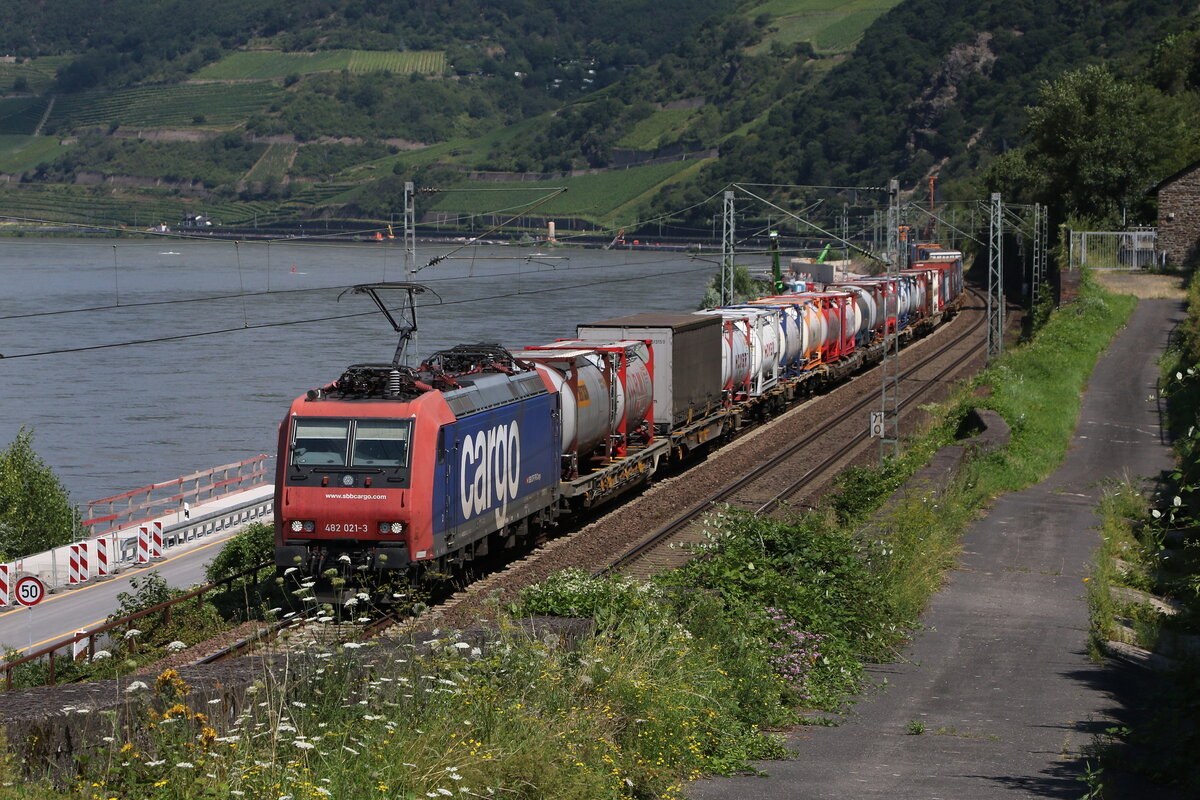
left=688, top=297, right=1184, bottom=799
left=0, top=528, right=241, bottom=655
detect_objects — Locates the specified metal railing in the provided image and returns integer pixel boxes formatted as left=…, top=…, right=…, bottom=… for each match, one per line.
left=2, top=562, right=270, bottom=691
left=82, top=455, right=273, bottom=537
left=9, top=489, right=274, bottom=592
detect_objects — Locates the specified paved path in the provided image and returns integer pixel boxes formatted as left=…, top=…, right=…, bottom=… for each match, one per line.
left=688, top=298, right=1183, bottom=799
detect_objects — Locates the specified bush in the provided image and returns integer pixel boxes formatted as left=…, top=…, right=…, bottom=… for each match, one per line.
left=204, top=522, right=273, bottom=583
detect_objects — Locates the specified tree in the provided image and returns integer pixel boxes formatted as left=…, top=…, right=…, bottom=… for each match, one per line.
left=1023, top=65, right=1155, bottom=223
left=0, top=429, right=82, bottom=559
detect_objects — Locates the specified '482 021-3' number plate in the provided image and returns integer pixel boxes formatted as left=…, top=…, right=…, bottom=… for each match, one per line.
left=323, top=522, right=369, bottom=534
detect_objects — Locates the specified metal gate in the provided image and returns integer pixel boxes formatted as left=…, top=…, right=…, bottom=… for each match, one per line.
left=1068, top=229, right=1159, bottom=270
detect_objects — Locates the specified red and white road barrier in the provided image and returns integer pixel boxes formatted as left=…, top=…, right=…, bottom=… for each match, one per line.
left=95, top=537, right=110, bottom=578
left=151, top=521, right=164, bottom=559
left=68, top=542, right=88, bottom=584
left=137, top=526, right=151, bottom=564
left=0, top=563, right=8, bottom=606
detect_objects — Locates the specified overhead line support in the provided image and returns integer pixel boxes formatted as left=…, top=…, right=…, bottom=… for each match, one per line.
left=988, top=192, right=1005, bottom=360
left=880, top=179, right=902, bottom=462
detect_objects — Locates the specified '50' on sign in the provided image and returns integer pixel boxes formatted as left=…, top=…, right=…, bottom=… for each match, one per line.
left=15, top=576, right=45, bottom=606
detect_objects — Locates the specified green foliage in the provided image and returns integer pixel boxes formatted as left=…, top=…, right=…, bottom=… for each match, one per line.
left=517, top=568, right=666, bottom=624
left=0, top=428, right=81, bottom=559
left=998, top=65, right=1162, bottom=225
left=38, top=132, right=266, bottom=187
left=700, top=265, right=769, bottom=307
left=204, top=522, right=274, bottom=584
left=106, top=571, right=225, bottom=665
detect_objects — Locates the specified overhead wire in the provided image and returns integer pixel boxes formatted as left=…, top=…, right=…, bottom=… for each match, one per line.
left=0, top=249, right=704, bottom=321
left=0, top=262, right=716, bottom=361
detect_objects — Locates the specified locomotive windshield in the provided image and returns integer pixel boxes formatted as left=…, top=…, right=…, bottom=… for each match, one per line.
left=292, top=420, right=350, bottom=465
left=351, top=420, right=411, bottom=467
left=290, top=418, right=412, bottom=468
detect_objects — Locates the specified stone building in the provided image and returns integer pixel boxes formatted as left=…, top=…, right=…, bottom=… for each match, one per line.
left=1154, top=159, right=1200, bottom=267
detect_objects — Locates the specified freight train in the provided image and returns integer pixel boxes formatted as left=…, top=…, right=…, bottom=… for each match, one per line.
left=273, top=250, right=964, bottom=587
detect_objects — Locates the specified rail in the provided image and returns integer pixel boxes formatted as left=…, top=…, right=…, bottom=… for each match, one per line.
left=2, top=561, right=271, bottom=691
left=82, top=455, right=273, bottom=536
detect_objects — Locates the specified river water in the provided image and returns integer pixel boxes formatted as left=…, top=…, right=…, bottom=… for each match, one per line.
left=0, top=238, right=735, bottom=505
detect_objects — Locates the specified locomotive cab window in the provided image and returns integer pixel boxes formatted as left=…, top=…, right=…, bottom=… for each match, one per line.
left=291, top=420, right=350, bottom=466
left=352, top=420, right=412, bottom=467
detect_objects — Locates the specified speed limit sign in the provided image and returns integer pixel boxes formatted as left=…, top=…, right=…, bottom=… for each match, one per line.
left=14, top=576, right=45, bottom=606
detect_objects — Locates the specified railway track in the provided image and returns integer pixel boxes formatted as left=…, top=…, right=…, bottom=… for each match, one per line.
left=604, top=294, right=987, bottom=579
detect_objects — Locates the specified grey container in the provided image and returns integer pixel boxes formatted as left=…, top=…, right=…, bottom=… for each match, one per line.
left=575, top=313, right=723, bottom=434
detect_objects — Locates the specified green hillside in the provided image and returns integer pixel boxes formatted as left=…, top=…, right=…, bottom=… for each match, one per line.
left=747, top=0, right=905, bottom=55
left=45, top=83, right=284, bottom=133
left=0, top=136, right=67, bottom=173
left=195, top=49, right=446, bottom=80
left=0, top=0, right=1193, bottom=240
left=0, top=55, right=73, bottom=95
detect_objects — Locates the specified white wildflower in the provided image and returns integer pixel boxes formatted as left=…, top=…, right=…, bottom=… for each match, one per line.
left=176, top=762, right=194, bottom=769
left=125, top=681, right=149, bottom=694
left=124, top=629, right=141, bottom=640
left=166, top=641, right=188, bottom=653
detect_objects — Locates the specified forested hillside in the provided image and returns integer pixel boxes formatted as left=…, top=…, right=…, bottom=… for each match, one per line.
left=0, top=0, right=734, bottom=90
left=647, top=0, right=1196, bottom=220
left=0, top=0, right=1196, bottom=235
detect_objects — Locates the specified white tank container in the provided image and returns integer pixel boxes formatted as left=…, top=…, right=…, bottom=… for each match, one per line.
left=745, top=301, right=803, bottom=372
left=513, top=349, right=611, bottom=455
left=546, top=339, right=653, bottom=437
left=710, top=316, right=752, bottom=390
left=827, top=284, right=877, bottom=341
left=693, top=308, right=778, bottom=394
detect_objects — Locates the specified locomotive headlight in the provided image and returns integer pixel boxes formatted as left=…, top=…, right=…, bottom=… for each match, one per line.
left=290, top=520, right=304, bottom=532
left=378, top=521, right=405, bottom=535
left=303, top=520, right=315, bottom=533
left=390, top=521, right=404, bottom=534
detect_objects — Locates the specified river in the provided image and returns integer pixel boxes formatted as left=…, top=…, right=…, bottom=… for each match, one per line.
left=0, top=237, right=739, bottom=505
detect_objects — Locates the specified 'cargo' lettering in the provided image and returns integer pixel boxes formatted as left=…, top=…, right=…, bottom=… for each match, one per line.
left=460, top=422, right=521, bottom=519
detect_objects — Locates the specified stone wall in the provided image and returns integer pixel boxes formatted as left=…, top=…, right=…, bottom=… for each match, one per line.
left=1158, top=164, right=1200, bottom=267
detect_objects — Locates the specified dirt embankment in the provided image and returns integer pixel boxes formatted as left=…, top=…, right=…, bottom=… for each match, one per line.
left=1092, top=271, right=1187, bottom=300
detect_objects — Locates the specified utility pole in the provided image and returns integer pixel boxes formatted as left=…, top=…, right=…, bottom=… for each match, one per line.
left=721, top=190, right=735, bottom=306
left=879, top=179, right=901, bottom=461
left=404, top=181, right=418, bottom=365
left=988, top=192, right=1004, bottom=360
